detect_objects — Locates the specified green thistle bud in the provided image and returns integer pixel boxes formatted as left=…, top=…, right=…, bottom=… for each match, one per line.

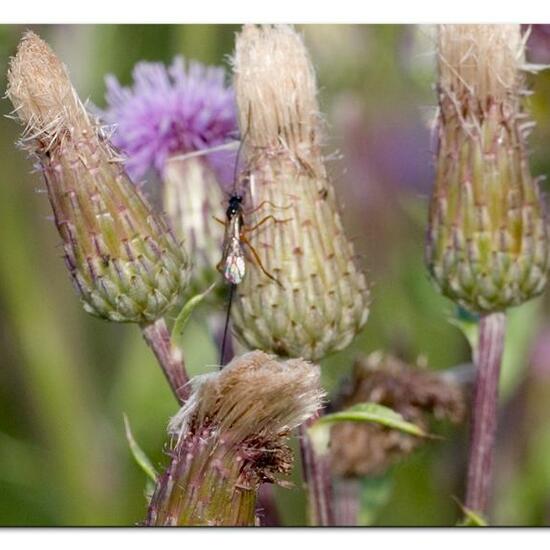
left=426, top=25, right=550, bottom=313
left=146, top=351, right=323, bottom=526
left=6, top=32, right=189, bottom=323
left=231, top=25, right=369, bottom=362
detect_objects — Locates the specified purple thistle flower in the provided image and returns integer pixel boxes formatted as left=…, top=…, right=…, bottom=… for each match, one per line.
left=102, top=57, right=238, bottom=186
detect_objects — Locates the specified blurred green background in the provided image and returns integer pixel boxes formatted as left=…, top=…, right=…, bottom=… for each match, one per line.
left=1, top=24, right=550, bottom=526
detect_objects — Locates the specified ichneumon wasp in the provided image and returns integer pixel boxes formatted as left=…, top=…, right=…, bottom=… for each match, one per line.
left=215, top=172, right=287, bottom=288
left=216, top=111, right=291, bottom=366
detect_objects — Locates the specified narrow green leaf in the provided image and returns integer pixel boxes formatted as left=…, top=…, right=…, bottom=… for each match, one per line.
left=459, top=510, right=488, bottom=527
left=144, top=478, right=156, bottom=503
left=123, top=414, right=158, bottom=482
left=171, top=282, right=217, bottom=342
left=448, top=307, right=480, bottom=358
left=454, top=498, right=488, bottom=526
left=308, top=402, right=428, bottom=456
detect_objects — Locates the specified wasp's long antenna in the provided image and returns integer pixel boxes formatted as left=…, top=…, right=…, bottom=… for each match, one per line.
left=166, top=140, right=240, bottom=163
left=231, top=103, right=253, bottom=195
left=219, top=283, right=235, bottom=367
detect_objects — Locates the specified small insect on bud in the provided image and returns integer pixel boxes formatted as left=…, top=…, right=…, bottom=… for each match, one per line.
left=330, top=353, right=465, bottom=478
left=6, top=32, right=189, bottom=323
left=426, top=25, right=550, bottom=313
left=146, top=351, right=324, bottom=526
left=231, top=25, right=369, bottom=362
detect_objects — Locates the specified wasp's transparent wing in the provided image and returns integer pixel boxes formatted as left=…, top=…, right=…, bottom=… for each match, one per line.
left=220, top=215, right=246, bottom=285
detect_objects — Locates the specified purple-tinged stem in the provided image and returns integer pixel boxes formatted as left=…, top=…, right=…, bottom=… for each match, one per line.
left=299, top=411, right=334, bottom=526
left=465, top=312, right=507, bottom=515
left=256, top=484, right=282, bottom=526
left=333, top=479, right=360, bottom=526
left=146, top=435, right=257, bottom=526
left=141, top=318, right=189, bottom=404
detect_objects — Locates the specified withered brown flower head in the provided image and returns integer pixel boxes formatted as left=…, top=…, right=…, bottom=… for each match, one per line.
left=147, top=351, right=324, bottom=526
left=330, top=352, right=465, bottom=478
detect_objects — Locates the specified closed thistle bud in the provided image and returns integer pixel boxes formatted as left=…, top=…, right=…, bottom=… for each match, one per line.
left=426, top=25, right=550, bottom=313
left=146, top=351, right=324, bottom=526
left=231, top=25, right=369, bottom=362
left=6, top=32, right=189, bottom=323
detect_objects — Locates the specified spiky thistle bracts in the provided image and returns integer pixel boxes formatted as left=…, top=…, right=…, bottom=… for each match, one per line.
left=146, top=351, right=324, bottom=526
left=426, top=25, right=550, bottom=313
left=7, top=32, right=189, bottom=323
left=230, top=25, right=370, bottom=362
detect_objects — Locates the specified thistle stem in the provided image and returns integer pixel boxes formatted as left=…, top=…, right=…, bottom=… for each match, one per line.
left=299, top=412, right=334, bottom=526
left=256, top=484, right=281, bottom=526
left=147, top=438, right=257, bottom=526
left=141, top=318, right=190, bottom=404
left=465, top=312, right=506, bottom=515
left=333, top=479, right=360, bottom=526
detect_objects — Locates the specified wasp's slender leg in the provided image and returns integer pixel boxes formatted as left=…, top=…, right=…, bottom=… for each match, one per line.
left=240, top=234, right=284, bottom=288
left=243, top=199, right=293, bottom=216
left=214, top=216, right=228, bottom=275
left=243, top=215, right=292, bottom=235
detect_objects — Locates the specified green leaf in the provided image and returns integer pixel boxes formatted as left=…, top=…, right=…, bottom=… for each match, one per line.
left=171, top=282, right=217, bottom=343
left=454, top=498, right=488, bottom=526
left=308, top=403, right=428, bottom=456
left=459, top=509, right=488, bottom=527
left=144, top=478, right=156, bottom=503
left=123, top=414, right=158, bottom=482
left=448, top=307, right=480, bottom=358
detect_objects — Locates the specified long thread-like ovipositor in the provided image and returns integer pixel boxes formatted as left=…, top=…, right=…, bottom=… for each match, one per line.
left=219, top=283, right=235, bottom=365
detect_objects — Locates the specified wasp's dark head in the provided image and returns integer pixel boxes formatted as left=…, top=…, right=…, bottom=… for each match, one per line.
left=226, top=194, right=243, bottom=219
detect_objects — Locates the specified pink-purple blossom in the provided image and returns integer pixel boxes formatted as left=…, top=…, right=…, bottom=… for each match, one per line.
left=102, top=57, right=238, bottom=186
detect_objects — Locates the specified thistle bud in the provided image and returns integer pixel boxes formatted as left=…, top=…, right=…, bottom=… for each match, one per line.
left=426, top=25, right=550, bottom=313
left=6, top=32, right=189, bottom=323
left=231, top=25, right=369, bottom=362
left=146, top=351, right=323, bottom=526
left=330, top=353, right=465, bottom=477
